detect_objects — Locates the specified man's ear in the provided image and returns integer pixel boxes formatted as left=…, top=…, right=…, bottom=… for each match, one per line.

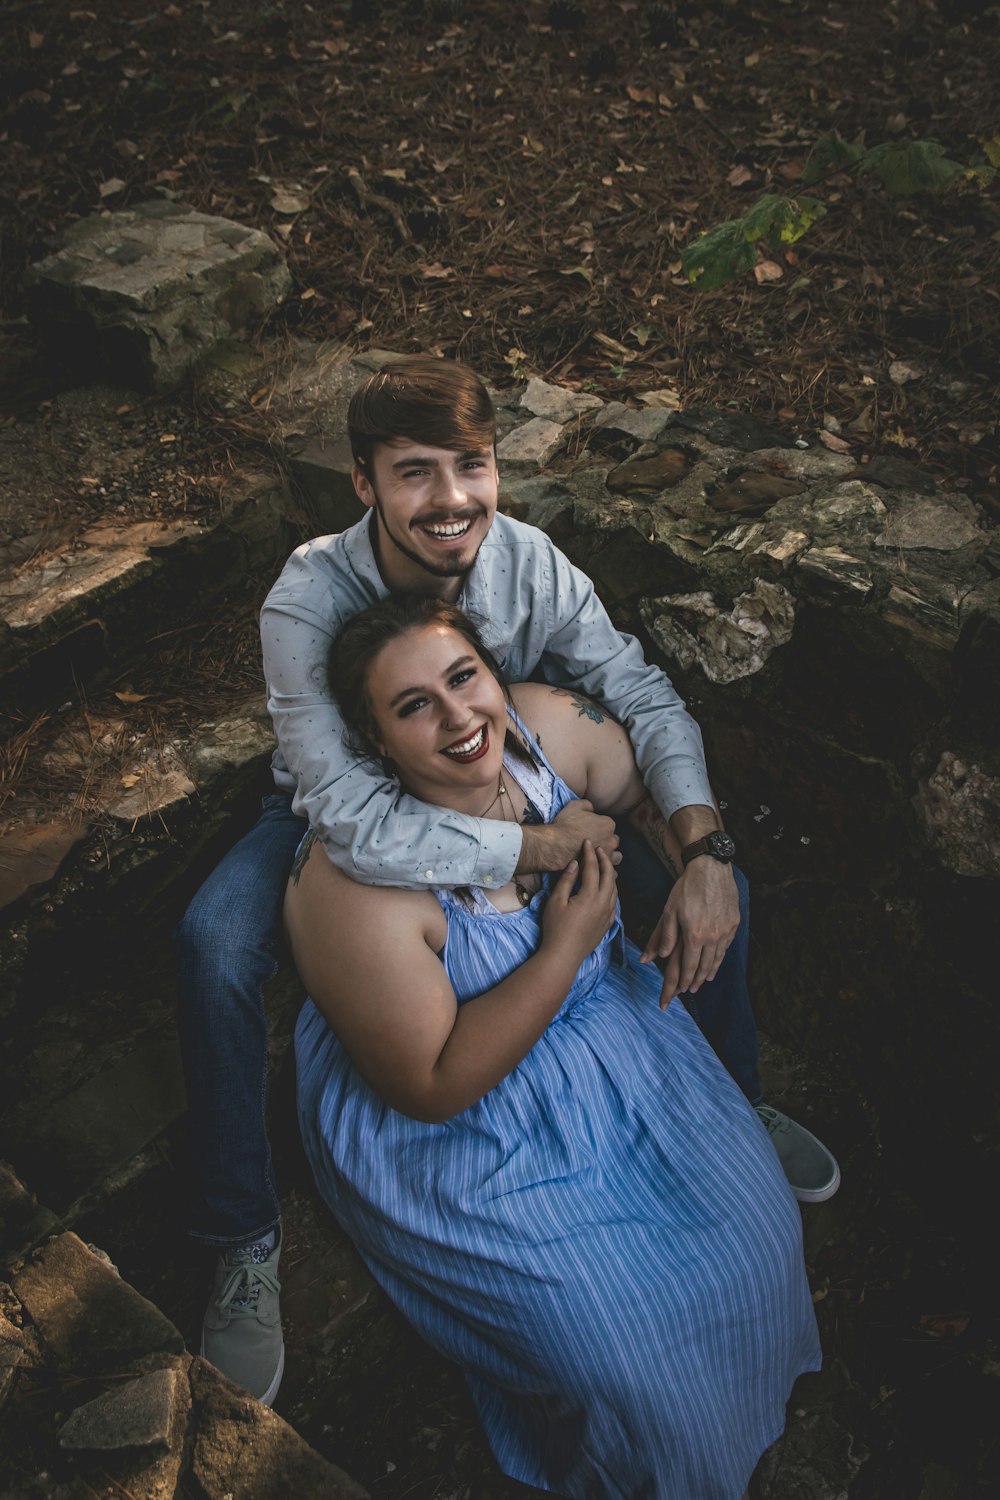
left=353, top=464, right=375, bottom=509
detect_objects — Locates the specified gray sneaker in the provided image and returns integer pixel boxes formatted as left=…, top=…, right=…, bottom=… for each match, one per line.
left=201, top=1231, right=285, bottom=1405
left=755, top=1105, right=841, bottom=1203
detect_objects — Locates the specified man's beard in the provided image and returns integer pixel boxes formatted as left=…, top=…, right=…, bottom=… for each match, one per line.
left=373, top=495, right=484, bottom=580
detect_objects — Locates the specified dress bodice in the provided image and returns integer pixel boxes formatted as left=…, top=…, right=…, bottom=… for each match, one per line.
left=434, top=715, right=623, bottom=1014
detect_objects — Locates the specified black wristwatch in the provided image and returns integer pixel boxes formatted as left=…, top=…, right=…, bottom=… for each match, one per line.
left=681, top=830, right=736, bottom=867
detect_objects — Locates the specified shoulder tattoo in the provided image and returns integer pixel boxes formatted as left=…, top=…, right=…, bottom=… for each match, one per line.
left=290, top=826, right=319, bottom=886
left=549, top=687, right=605, bottom=724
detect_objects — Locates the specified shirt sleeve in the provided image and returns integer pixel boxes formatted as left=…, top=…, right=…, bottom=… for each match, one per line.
left=260, top=553, right=521, bottom=892
left=537, top=540, right=715, bottom=819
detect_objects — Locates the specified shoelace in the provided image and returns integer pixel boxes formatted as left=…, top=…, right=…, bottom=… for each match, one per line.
left=755, top=1105, right=786, bottom=1136
left=215, top=1258, right=281, bottom=1319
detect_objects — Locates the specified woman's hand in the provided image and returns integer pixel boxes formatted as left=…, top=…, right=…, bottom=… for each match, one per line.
left=541, top=840, right=618, bottom=967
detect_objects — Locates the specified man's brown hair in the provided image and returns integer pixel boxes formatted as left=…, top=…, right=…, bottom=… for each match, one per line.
left=347, top=355, right=496, bottom=471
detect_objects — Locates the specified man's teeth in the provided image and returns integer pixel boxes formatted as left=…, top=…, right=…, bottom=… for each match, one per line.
left=444, top=726, right=485, bottom=757
left=425, top=519, right=471, bottom=538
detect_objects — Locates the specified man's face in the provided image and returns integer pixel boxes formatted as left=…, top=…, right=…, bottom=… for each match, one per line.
left=353, top=439, right=499, bottom=598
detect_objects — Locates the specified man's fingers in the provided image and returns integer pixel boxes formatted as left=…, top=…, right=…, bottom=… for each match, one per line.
left=660, top=948, right=682, bottom=1005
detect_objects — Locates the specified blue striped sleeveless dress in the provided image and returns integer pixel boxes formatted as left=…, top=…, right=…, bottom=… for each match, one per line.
left=295, top=729, right=821, bottom=1498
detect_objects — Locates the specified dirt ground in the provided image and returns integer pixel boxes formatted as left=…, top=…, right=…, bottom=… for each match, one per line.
left=2, top=0, right=998, bottom=552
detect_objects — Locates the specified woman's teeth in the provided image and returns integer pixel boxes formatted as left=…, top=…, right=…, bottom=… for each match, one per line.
left=444, top=726, right=485, bottom=757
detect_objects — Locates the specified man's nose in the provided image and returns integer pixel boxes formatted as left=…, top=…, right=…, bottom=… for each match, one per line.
left=432, top=467, right=467, bottom=507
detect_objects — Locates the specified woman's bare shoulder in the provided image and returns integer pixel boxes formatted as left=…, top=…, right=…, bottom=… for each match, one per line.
left=285, top=831, right=445, bottom=946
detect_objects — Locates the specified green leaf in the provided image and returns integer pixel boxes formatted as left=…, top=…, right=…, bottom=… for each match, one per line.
left=681, top=217, right=757, bottom=289
left=857, top=140, right=964, bottom=196
left=741, top=193, right=827, bottom=247
left=682, top=195, right=826, bottom=289
left=802, top=132, right=865, bottom=186
left=982, top=135, right=1000, bottom=168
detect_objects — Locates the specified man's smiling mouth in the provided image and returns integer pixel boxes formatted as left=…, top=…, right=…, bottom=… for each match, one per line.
left=421, top=519, right=473, bottom=539
left=443, top=725, right=488, bottom=760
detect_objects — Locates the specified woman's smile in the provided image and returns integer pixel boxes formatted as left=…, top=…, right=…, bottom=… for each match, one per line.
left=442, top=725, right=490, bottom=762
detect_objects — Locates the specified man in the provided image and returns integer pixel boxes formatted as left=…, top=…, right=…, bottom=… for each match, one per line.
left=176, top=356, right=838, bottom=1408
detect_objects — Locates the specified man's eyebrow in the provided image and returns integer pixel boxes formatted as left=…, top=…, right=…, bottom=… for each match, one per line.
left=388, top=655, right=476, bottom=707
left=389, top=450, right=489, bottom=471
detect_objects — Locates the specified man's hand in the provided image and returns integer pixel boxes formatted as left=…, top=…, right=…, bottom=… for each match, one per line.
left=640, top=856, right=739, bottom=1008
left=518, top=799, right=620, bottom=874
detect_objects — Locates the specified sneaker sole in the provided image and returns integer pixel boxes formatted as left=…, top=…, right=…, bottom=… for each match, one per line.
left=791, top=1157, right=841, bottom=1204
left=199, top=1332, right=286, bottom=1408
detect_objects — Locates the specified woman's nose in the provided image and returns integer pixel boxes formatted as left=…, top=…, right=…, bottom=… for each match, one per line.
left=441, top=694, right=472, bottom=729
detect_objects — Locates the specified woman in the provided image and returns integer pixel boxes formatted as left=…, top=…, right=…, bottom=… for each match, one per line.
left=287, top=596, right=821, bottom=1499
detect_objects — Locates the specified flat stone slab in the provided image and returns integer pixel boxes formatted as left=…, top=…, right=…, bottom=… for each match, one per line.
left=12, top=1233, right=183, bottom=1372
left=25, top=203, right=292, bottom=392
left=58, top=1366, right=181, bottom=1453
left=4, top=1043, right=187, bottom=1213
left=0, top=817, right=86, bottom=912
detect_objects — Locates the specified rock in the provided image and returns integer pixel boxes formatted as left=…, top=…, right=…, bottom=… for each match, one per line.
left=0, top=1162, right=59, bottom=1267
left=3, top=1044, right=187, bottom=1213
left=669, top=406, right=798, bottom=451
left=913, top=752, right=1000, bottom=878
left=188, top=709, right=274, bottom=785
left=189, top=1357, right=368, bottom=1499
left=519, top=377, right=602, bottom=423
left=107, top=765, right=197, bottom=825
left=499, top=476, right=574, bottom=531
left=874, top=495, right=984, bottom=553
left=598, top=406, right=674, bottom=445
left=810, top=481, right=887, bottom=527
left=1, top=1308, right=28, bottom=1411
left=0, top=819, right=87, bottom=913
left=496, top=417, right=566, bottom=468
left=707, top=471, right=805, bottom=515
left=883, top=579, right=962, bottom=650
left=752, top=529, right=811, bottom=571
left=58, top=1367, right=181, bottom=1453
left=847, top=455, right=939, bottom=495
left=642, top=579, right=795, bottom=684
left=11, top=1233, right=183, bottom=1372
left=25, top=203, right=292, bottom=393
left=755, top=1404, right=871, bottom=1498
left=797, top=546, right=875, bottom=598
left=286, top=435, right=368, bottom=535
left=607, top=448, right=689, bottom=493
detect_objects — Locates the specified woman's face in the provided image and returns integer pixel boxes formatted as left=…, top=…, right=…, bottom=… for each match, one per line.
left=365, top=623, right=508, bottom=809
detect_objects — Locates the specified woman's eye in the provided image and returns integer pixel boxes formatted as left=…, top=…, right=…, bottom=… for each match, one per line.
left=398, top=697, right=427, bottom=717
left=451, top=669, right=476, bottom=687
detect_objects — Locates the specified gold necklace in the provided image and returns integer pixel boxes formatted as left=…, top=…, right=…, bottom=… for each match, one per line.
left=498, top=771, right=538, bottom=908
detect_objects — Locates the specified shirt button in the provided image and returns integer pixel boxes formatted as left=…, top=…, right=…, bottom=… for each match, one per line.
left=424, top=869, right=434, bottom=880
left=483, top=875, right=493, bottom=885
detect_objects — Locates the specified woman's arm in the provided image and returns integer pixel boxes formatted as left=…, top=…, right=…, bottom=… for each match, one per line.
left=285, top=839, right=618, bottom=1123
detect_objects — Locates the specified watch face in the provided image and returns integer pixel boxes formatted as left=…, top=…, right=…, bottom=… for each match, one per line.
left=708, top=832, right=736, bottom=861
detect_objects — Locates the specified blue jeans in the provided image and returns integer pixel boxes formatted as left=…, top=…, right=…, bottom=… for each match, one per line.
left=175, top=794, right=306, bottom=1249
left=175, top=799, right=760, bottom=1248
left=614, top=820, right=761, bottom=1106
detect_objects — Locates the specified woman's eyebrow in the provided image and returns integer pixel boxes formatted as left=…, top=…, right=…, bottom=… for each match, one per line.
left=387, top=655, right=476, bottom=708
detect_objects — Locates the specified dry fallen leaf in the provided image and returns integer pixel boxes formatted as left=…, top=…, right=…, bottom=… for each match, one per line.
left=271, top=187, right=310, bottom=215
left=754, top=260, right=784, bottom=283
left=29, top=31, right=44, bottom=48
left=638, top=387, right=681, bottom=410
left=727, top=165, right=754, bottom=187
left=888, top=359, right=923, bottom=385
left=627, top=85, right=656, bottom=105
left=818, top=430, right=852, bottom=453
left=417, top=262, right=453, bottom=279
left=98, top=177, right=127, bottom=198
left=115, top=693, right=149, bottom=705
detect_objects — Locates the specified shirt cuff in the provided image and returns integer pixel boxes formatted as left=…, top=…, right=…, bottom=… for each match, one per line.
left=467, top=819, right=522, bottom=891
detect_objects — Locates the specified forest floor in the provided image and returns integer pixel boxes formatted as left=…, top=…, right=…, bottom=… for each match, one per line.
left=1, top=0, right=998, bottom=552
